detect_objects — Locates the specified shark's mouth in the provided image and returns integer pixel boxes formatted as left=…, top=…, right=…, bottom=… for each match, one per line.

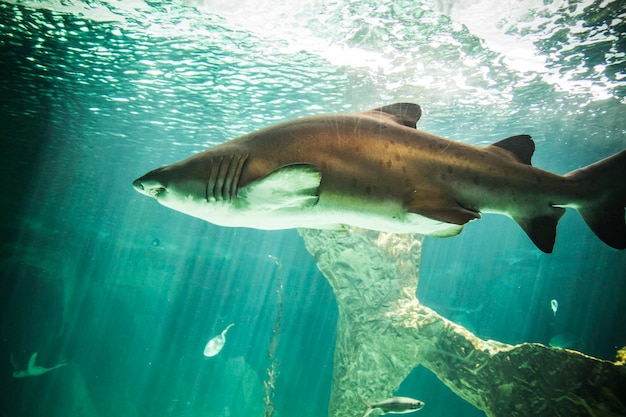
left=148, top=187, right=165, bottom=198
left=132, top=178, right=165, bottom=199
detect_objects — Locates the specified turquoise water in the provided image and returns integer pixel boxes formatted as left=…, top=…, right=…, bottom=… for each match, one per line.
left=1, top=1, right=625, bottom=416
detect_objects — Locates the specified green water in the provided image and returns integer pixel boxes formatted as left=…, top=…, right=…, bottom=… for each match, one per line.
left=1, top=1, right=625, bottom=416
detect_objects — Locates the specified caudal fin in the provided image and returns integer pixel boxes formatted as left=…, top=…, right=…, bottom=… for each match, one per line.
left=566, top=150, right=626, bottom=250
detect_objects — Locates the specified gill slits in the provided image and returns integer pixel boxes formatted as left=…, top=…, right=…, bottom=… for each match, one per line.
left=206, top=154, right=249, bottom=201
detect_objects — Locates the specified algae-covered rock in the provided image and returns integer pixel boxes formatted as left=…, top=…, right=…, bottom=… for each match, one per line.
left=298, top=228, right=626, bottom=417
left=617, top=346, right=626, bottom=365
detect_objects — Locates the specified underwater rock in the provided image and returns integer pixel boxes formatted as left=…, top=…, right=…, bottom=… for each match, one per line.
left=298, top=228, right=626, bottom=417
left=53, top=364, right=100, bottom=417
left=211, top=356, right=265, bottom=417
left=617, top=346, right=626, bottom=365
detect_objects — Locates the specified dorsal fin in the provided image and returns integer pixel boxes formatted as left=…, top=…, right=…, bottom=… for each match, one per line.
left=488, top=135, right=535, bottom=165
left=366, top=103, right=422, bottom=128
left=27, top=352, right=38, bottom=371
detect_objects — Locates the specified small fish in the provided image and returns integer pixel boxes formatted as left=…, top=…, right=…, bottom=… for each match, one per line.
left=362, top=396, right=425, bottom=417
left=203, top=323, right=235, bottom=357
left=11, top=352, right=67, bottom=378
left=551, top=299, right=558, bottom=317
left=549, top=332, right=576, bottom=349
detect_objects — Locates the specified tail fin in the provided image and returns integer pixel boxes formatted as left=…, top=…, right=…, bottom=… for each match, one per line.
left=565, top=150, right=626, bottom=249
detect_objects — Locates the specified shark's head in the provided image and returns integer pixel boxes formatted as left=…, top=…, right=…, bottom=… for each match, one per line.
left=133, top=157, right=215, bottom=218
left=132, top=149, right=254, bottom=226
left=412, top=399, right=425, bottom=410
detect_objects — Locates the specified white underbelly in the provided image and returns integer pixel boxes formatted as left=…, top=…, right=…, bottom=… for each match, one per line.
left=168, top=196, right=461, bottom=236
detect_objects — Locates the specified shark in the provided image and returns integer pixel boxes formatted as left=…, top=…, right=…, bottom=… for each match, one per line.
left=11, top=352, right=67, bottom=378
left=362, top=396, right=425, bottom=417
left=133, top=103, right=626, bottom=253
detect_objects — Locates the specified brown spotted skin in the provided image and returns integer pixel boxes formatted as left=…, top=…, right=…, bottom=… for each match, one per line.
left=133, top=104, right=626, bottom=252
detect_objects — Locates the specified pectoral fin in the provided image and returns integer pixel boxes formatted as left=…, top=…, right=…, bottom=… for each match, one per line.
left=428, top=224, right=466, bottom=238
left=405, top=191, right=481, bottom=225
left=240, top=164, right=322, bottom=210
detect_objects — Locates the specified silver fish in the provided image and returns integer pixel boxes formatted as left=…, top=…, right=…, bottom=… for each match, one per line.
left=363, top=396, right=425, bottom=416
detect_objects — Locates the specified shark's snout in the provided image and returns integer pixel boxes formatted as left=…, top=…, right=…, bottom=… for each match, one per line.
left=132, top=178, right=144, bottom=191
